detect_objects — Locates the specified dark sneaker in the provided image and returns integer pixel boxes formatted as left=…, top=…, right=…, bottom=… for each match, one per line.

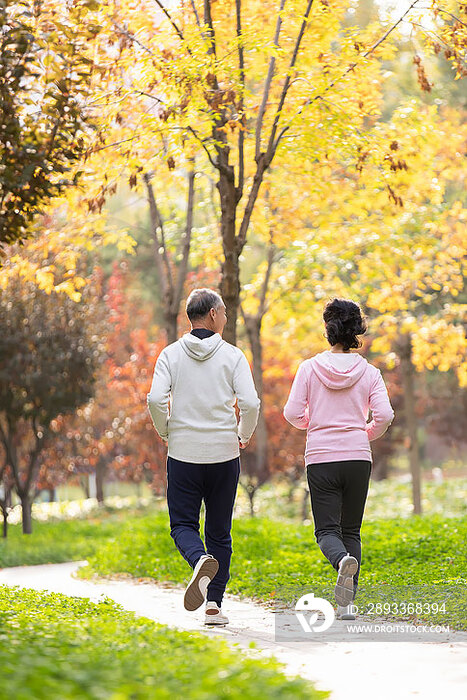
left=204, top=601, right=229, bottom=625
left=335, top=554, right=358, bottom=606
left=184, top=555, right=219, bottom=611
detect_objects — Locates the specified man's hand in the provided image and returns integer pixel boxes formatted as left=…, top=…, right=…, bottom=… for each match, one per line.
left=239, top=439, right=249, bottom=449
left=162, top=438, right=168, bottom=446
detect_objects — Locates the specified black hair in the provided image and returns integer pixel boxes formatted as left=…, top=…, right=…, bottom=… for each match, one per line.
left=323, top=298, right=367, bottom=351
left=186, top=288, right=223, bottom=322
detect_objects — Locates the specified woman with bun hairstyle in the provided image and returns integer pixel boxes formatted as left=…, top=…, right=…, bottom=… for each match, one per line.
left=284, top=298, right=394, bottom=619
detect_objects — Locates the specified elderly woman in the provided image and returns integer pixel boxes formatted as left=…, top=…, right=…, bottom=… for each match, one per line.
left=284, top=298, right=394, bottom=619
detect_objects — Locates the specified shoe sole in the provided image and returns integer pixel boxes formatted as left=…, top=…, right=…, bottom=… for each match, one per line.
left=184, top=557, right=219, bottom=611
left=204, top=617, right=229, bottom=626
left=335, top=556, right=358, bottom=606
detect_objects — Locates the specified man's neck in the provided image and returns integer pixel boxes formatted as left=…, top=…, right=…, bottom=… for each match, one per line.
left=190, top=327, right=215, bottom=339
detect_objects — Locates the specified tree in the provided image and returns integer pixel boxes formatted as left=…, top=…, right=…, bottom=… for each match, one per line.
left=0, top=0, right=102, bottom=249
left=61, top=263, right=167, bottom=503
left=0, top=461, right=13, bottom=537
left=88, top=0, right=466, bottom=345
left=143, top=161, right=195, bottom=344
left=0, top=269, right=104, bottom=532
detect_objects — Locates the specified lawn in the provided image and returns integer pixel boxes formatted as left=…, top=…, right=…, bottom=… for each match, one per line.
left=0, top=586, right=325, bottom=699
left=1, top=494, right=465, bottom=630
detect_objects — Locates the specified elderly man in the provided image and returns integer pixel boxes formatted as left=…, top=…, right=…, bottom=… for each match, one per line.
left=147, top=288, right=260, bottom=624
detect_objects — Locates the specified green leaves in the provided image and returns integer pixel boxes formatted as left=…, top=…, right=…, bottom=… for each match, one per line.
left=0, top=0, right=100, bottom=247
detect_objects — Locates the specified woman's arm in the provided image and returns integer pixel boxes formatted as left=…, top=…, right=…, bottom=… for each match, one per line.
left=283, top=362, right=310, bottom=430
left=366, top=369, right=394, bottom=441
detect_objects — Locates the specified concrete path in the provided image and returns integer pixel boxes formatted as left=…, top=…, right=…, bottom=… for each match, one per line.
left=1, top=561, right=466, bottom=699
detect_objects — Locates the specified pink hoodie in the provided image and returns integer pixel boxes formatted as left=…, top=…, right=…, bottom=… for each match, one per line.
left=283, top=351, right=394, bottom=465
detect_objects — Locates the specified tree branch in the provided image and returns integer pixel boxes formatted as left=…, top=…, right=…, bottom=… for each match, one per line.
left=235, top=0, right=245, bottom=202
left=25, top=418, right=46, bottom=494
left=255, top=0, right=287, bottom=161
left=274, top=0, right=423, bottom=150
left=258, top=234, right=276, bottom=317
left=236, top=153, right=268, bottom=253
left=153, top=0, right=192, bottom=55
left=172, top=160, right=195, bottom=314
left=187, top=126, right=218, bottom=168
left=143, top=173, right=174, bottom=299
left=0, top=418, right=20, bottom=493
left=204, top=0, right=217, bottom=58
left=190, top=0, right=201, bottom=27
left=266, top=0, right=315, bottom=161
left=113, top=22, right=156, bottom=56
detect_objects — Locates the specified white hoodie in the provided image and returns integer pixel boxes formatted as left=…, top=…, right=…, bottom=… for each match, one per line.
left=147, top=333, right=260, bottom=463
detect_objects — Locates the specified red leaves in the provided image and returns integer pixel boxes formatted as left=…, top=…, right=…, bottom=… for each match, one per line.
left=387, top=184, right=403, bottom=208
left=413, top=55, right=432, bottom=92
left=384, top=154, right=408, bottom=172
left=356, top=148, right=368, bottom=174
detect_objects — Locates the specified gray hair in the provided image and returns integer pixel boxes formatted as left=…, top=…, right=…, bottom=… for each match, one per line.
left=186, top=288, right=224, bottom=321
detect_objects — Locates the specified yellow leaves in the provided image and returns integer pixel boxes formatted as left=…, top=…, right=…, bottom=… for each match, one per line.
left=412, top=320, right=467, bottom=381
left=35, top=268, right=56, bottom=294
left=457, top=362, right=467, bottom=388
left=53, top=280, right=83, bottom=303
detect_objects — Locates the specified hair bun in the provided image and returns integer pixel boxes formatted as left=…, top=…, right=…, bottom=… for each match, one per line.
left=323, top=298, right=367, bottom=351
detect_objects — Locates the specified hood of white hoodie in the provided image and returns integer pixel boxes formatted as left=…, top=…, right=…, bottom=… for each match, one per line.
left=310, top=351, right=369, bottom=390
left=179, top=333, right=224, bottom=361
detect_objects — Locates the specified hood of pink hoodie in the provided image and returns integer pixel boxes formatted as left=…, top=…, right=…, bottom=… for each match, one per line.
left=310, top=351, right=369, bottom=390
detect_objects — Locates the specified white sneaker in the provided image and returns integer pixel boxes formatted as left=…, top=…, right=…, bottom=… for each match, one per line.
left=184, top=555, right=219, bottom=611
left=205, top=601, right=229, bottom=625
left=336, top=604, right=357, bottom=620
left=335, top=554, right=358, bottom=606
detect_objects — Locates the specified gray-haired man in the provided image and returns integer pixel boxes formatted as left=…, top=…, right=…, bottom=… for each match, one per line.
left=147, top=288, right=260, bottom=624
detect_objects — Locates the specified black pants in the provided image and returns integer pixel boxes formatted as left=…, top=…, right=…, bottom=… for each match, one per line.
left=306, top=460, right=371, bottom=597
left=166, top=455, right=240, bottom=605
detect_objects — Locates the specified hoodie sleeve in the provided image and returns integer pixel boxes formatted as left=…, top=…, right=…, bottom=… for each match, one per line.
left=146, top=350, right=171, bottom=441
left=233, top=353, right=260, bottom=444
left=366, top=368, right=394, bottom=441
left=283, top=361, right=310, bottom=430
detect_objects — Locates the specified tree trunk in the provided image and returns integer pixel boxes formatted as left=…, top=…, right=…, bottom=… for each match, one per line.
left=96, top=461, right=106, bottom=506
left=1, top=505, right=7, bottom=538
left=217, top=167, right=239, bottom=346
left=80, top=475, right=90, bottom=499
left=301, top=487, right=310, bottom=522
left=400, top=337, right=422, bottom=515
left=243, top=314, right=270, bottom=492
left=371, top=456, right=389, bottom=481
left=48, top=488, right=56, bottom=502
left=21, top=494, right=33, bottom=534
left=247, top=485, right=256, bottom=517
left=164, top=311, right=178, bottom=346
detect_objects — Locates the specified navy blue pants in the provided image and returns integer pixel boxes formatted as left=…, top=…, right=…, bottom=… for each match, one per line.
left=166, top=455, right=240, bottom=605
left=307, top=460, right=371, bottom=597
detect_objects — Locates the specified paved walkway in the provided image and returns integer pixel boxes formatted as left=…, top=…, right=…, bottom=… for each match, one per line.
left=0, top=562, right=466, bottom=699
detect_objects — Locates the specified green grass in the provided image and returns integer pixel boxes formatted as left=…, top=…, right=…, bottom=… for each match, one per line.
left=1, top=493, right=466, bottom=630
left=234, top=477, right=467, bottom=520
left=0, top=586, right=325, bottom=699
left=72, top=510, right=466, bottom=629
left=0, top=509, right=131, bottom=567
